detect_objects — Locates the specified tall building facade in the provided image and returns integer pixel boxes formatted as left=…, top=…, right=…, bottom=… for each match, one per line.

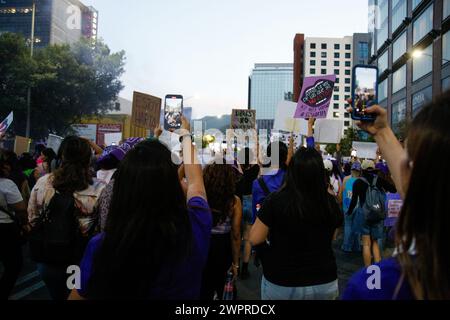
left=0, top=0, right=98, bottom=48
left=369, top=0, right=450, bottom=132
left=248, top=63, right=294, bottom=130
left=300, top=34, right=371, bottom=133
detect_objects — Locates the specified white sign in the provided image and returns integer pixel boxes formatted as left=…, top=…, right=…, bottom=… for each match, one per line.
left=0, top=111, right=13, bottom=136
left=47, top=134, right=64, bottom=154
left=72, top=124, right=97, bottom=143
left=104, top=132, right=123, bottom=146
left=273, top=101, right=308, bottom=134
left=352, top=141, right=378, bottom=160
left=313, top=120, right=344, bottom=144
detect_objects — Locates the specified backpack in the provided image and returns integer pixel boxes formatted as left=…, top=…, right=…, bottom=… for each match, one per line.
left=29, top=191, right=90, bottom=265
left=359, top=176, right=387, bottom=224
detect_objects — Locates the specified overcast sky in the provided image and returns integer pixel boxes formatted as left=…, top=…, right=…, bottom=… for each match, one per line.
left=83, top=0, right=369, bottom=118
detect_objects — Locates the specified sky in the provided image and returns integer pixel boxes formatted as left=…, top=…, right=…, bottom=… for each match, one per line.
left=83, top=0, right=369, bottom=118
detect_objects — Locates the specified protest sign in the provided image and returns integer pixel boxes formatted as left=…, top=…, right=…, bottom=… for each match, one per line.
left=294, top=75, right=336, bottom=119
left=313, top=119, right=343, bottom=144
left=0, top=112, right=13, bottom=136
left=352, top=141, right=378, bottom=159
left=131, top=91, right=162, bottom=129
left=47, top=134, right=64, bottom=154
left=385, top=193, right=403, bottom=227
left=104, top=132, right=123, bottom=146
left=231, top=109, right=256, bottom=130
left=71, top=124, right=97, bottom=143
left=14, top=136, right=30, bottom=155
left=97, top=124, right=122, bottom=147
left=273, top=101, right=308, bottom=134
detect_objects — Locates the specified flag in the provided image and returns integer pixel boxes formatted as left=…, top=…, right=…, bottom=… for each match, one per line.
left=0, top=112, right=14, bottom=136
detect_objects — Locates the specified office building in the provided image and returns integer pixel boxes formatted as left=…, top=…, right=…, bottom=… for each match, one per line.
left=248, top=63, right=294, bottom=130
left=0, top=0, right=98, bottom=49
left=297, top=34, right=371, bottom=132
left=368, top=0, right=450, bottom=132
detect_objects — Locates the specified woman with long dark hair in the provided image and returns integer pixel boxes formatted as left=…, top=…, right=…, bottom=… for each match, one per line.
left=0, top=150, right=31, bottom=204
left=344, top=91, right=450, bottom=300
left=69, top=118, right=212, bottom=300
left=201, top=160, right=242, bottom=299
left=28, top=136, right=105, bottom=300
left=250, top=147, right=343, bottom=300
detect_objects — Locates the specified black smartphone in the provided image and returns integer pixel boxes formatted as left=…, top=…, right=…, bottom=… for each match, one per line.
left=164, top=95, right=183, bottom=130
left=351, top=65, right=379, bottom=122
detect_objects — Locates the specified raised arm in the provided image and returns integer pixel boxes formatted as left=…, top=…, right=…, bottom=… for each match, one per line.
left=306, top=118, right=316, bottom=149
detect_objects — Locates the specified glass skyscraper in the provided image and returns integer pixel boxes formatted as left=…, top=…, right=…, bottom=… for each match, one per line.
left=248, top=63, right=293, bottom=130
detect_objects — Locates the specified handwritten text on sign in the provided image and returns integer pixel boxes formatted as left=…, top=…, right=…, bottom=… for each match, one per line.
left=294, top=75, right=336, bottom=119
left=231, top=109, right=256, bottom=130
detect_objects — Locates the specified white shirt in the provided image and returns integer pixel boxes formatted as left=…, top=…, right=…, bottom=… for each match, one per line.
left=0, top=178, right=24, bottom=224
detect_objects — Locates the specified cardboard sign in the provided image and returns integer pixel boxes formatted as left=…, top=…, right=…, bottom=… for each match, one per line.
left=352, top=141, right=378, bottom=159
left=97, top=124, right=122, bottom=147
left=104, top=132, right=123, bottom=146
left=231, top=109, right=256, bottom=130
left=0, top=112, right=13, bottom=136
left=313, top=119, right=343, bottom=144
left=131, top=91, right=162, bottom=129
left=47, top=134, right=64, bottom=154
left=71, top=124, right=97, bottom=143
left=385, top=193, right=403, bottom=227
left=273, top=101, right=308, bottom=134
left=14, top=136, right=30, bottom=155
left=294, top=75, right=336, bottom=119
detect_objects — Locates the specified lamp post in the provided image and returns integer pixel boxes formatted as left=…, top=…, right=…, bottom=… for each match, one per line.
left=25, top=0, right=36, bottom=138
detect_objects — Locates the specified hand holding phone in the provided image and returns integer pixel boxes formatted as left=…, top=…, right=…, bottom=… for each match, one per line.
left=351, top=66, right=378, bottom=122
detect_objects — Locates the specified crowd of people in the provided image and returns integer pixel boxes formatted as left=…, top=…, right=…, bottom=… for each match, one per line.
left=0, top=90, right=449, bottom=300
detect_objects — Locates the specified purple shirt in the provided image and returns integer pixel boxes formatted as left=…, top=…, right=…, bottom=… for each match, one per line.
left=252, top=169, right=286, bottom=223
left=78, top=197, right=212, bottom=299
left=343, top=258, right=414, bottom=300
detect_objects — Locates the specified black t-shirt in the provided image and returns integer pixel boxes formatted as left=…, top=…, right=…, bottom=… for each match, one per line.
left=258, top=190, right=343, bottom=287
left=235, top=165, right=260, bottom=199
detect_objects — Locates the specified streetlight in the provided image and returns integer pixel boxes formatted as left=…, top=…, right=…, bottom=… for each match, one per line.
left=411, top=49, right=450, bottom=63
left=25, top=0, right=36, bottom=138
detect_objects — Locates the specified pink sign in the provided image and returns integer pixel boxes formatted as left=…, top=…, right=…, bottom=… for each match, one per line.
left=294, top=75, right=336, bottom=119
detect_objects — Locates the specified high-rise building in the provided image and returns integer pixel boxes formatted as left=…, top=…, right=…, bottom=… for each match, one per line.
left=368, top=0, right=450, bottom=132
left=248, top=63, right=294, bottom=130
left=0, top=0, right=98, bottom=48
left=298, top=34, right=371, bottom=133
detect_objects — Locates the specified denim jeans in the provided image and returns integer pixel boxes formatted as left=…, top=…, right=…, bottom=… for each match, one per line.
left=341, top=214, right=361, bottom=252
left=261, top=276, right=339, bottom=300
left=36, top=263, right=70, bottom=300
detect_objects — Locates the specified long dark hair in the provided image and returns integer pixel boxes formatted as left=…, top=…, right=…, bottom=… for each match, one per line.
left=86, top=140, right=192, bottom=299
left=395, top=90, right=450, bottom=300
left=0, top=149, right=26, bottom=189
left=203, top=161, right=236, bottom=227
left=281, top=147, right=337, bottom=225
left=52, top=136, right=92, bottom=193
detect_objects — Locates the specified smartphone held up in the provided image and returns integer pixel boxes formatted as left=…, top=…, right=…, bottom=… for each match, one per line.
left=164, top=95, right=184, bottom=130
left=351, top=65, right=379, bottom=122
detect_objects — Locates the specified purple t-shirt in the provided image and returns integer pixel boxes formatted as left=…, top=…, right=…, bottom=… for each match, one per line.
left=78, top=197, right=212, bottom=299
left=343, top=258, right=414, bottom=300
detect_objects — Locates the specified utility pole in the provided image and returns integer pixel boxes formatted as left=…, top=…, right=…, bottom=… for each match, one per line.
left=25, top=0, right=36, bottom=138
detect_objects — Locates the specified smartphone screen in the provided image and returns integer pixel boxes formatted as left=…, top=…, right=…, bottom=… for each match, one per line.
left=164, top=95, right=183, bottom=130
left=352, top=66, right=378, bottom=121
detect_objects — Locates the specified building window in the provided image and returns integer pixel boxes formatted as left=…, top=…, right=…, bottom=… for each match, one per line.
left=310, top=60, right=316, bottom=66
left=377, top=0, right=389, bottom=50
left=310, top=52, right=316, bottom=58
left=321, top=43, right=327, bottom=49
left=321, top=52, right=327, bottom=58
left=334, top=61, right=340, bottom=67
left=413, top=44, right=433, bottom=81
left=334, top=69, right=340, bottom=75
left=345, top=87, right=351, bottom=93
left=413, top=4, right=434, bottom=45
left=345, top=53, right=351, bottom=59
left=392, top=0, right=407, bottom=32
left=412, top=0, right=423, bottom=11
left=321, top=69, right=327, bottom=75
left=335, top=44, right=340, bottom=50
left=345, top=44, right=351, bottom=50
left=334, top=95, right=340, bottom=101
left=345, top=70, right=351, bottom=76
left=345, top=95, right=351, bottom=100
left=358, top=42, right=369, bottom=62
left=335, top=78, right=340, bottom=84
left=391, top=99, right=407, bottom=130
left=321, top=61, right=327, bottom=66
left=344, top=121, right=351, bottom=127
left=334, top=87, right=340, bottom=92
left=334, top=52, right=340, bottom=59
left=344, top=112, right=350, bottom=118
left=333, top=112, right=340, bottom=118
left=345, top=61, right=351, bottom=67
left=310, top=43, right=316, bottom=49
left=393, top=64, right=407, bottom=93
left=378, top=51, right=389, bottom=74
left=445, top=0, right=450, bottom=20
left=442, top=77, right=450, bottom=92
left=393, top=32, right=407, bottom=63
left=310, top=68, right=316, bottom=74
left=379, top=79, right=388, bottom=102
left=345, top=78, right=351, bottom=84
left=443, top=30, right=450, bottom=65
left=334, top=103, right=340, bottom=109
left=412, top=86, right=433, bottom=117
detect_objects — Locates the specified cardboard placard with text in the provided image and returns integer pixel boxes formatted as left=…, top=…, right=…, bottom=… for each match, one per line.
left=294, top=75, right=336, bottom=119
left=14, top=136, right=30, bottom=155
left=231, top=109, right=256, bottom=130
left=273, top=101, right=308, bottom=134
left=131, top=91, right=162, bottom=129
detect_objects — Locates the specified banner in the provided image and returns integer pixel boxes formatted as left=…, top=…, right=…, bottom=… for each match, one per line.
left=0, top=112, right=14, bottom=136
left=97, top=124, right=122, bottom=147
left=273, top=101, right=308, bottom=134
left=131, top=91, right=162, bottom=129
left=104, top=132, right=123, bottom=146
left=47, top=134, right=64, bottom=154
left=14, top=136, right=30, bottom=155
left=294, top=75, right=336, bottom=119
left=313, top=119, right=343, bottom=144
left=352, top=141, right=378, bottom=159
left=231, top=109, right=256, bottom=130
left=71, top=124, right=97, bottom=143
